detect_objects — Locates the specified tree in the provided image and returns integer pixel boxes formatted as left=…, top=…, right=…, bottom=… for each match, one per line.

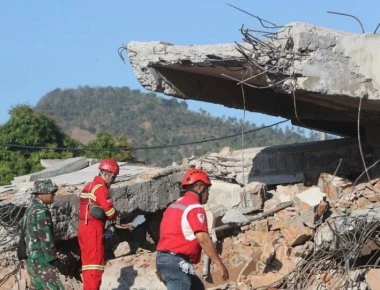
left=35, top=86, right=316, bottom=167
left=82, top=132, right=135, bottom=162
left=0, top=105, right=136, bottom=185
left=0, top=105, right=79, bottom=185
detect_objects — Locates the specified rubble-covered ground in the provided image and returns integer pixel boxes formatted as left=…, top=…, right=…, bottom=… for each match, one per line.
left=1, top=146, right=380, bottom=289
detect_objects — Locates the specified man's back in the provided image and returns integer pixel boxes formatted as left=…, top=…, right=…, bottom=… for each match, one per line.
left=157, top=191, right=208, bottom=264
left=25, top=199, right=56, bottom=263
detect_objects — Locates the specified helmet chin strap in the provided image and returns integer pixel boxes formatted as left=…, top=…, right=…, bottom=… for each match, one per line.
left=99, top=170, right=112, bottom=187
left=189, top=188, right=201, bottom=197
left=189, top=184, right=208, bottom=199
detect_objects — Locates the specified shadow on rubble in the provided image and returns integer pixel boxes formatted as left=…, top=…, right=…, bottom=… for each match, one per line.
left=247, top=138, right=377, bottom=187
left=55, top=237, right=82, bottom=281
left=105, top=210, right=163, bottom=260
left=112, top=265, right=138, bottom=290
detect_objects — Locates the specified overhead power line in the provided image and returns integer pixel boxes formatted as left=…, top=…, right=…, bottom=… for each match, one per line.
left=132, top=119, right=288, bottom=150
left=0, top=119, right=288, bottom=152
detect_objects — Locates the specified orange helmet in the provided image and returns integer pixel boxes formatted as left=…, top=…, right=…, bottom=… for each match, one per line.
left=181, top=168, right=211, bottom=187
left=98, top=158, right=119, bottom=175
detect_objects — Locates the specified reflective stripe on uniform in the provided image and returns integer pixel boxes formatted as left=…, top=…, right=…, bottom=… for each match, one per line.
left=79, top=192, right=96, bottom=200
left=79, top=184, right=103, bottom=201
left=168, top=202, right=202, bottom=241
left=82, top=264, right=105, bottom=271
left=105, top=207, right=115, bottom=217
left=168, top=203, right=187, bottom=210
left=181, top=204, right=202, bottom=240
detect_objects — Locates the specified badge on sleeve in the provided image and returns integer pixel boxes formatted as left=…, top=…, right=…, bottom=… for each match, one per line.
left=197, top=213, right=205, bottom=223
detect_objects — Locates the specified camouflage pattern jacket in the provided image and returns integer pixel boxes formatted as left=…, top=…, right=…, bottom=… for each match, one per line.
left=21, top=198, right=57, bottom=264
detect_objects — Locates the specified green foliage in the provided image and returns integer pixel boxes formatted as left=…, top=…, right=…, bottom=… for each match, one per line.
left=36, top=86, right=320, bottom=167
left=0, top=105, right=79, bottom=185
left=0, top=105, right=136, bottom=185
left=83, top=132, right=135, bottom=162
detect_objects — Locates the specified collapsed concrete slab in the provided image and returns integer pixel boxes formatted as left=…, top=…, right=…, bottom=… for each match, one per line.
left=29, top=157, right=90, bottom=181
left=0, top=160, right=247, bottom=243
left=11, top=157, right=90, bottom=184
left=188, top=137, right=375, bottom=186
left=0, top=163, right=184, bottom=239
left=126, top=22, right=380, bottom=150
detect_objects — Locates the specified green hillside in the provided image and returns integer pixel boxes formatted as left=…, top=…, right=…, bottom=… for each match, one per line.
left=36, top=86, right=317, bottom=166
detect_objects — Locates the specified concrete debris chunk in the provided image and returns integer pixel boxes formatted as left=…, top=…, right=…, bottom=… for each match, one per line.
left=293, top=186, right=328, bottom=228
left=239, top=182, right=266, bottom=210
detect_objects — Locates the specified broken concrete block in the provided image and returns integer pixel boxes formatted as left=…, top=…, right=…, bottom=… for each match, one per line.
left=240, top=182, right=266, bottom=210
left=314, top=221, right=335, bottom=251
left=276, top=184, right=305, bottom=196
left=222, top=208, right=251, bottom=225
left=366, top=268, right=380, bottom=290
left=280, top=221, right=314, bottom=247
left=291, top=241, right=314, bottom=259
left=206, top=180, right=241, bottom=210
left=243, top=230, right=281, bottom=248
left=353, top=196, right=372, bottom=210
left=259, top=243, right=275, bottom=265
left=237, top=258, right=256, bottom=282
left=318, top=172, right=352, bottom=204
left=252, top=219, right=269, bottom=232
left=293, top=187, right=328, bottom=228
left=275, top=244, right=296, bottom=276
left=363, top=192, right=380, bottom=203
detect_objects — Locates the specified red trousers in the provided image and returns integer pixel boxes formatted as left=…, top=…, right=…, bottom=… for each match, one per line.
left=82, top=271, right=103, bottom=290
left=78, top=220, right=105, bottom=290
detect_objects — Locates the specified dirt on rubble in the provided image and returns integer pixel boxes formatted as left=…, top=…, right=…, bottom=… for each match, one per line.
left=100, top=231, right=261, bottom=290
left=7, top=231, right=256, bottom=290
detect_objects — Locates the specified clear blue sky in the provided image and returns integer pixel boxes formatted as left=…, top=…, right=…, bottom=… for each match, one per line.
left=1, top=0, right=379, bottom=128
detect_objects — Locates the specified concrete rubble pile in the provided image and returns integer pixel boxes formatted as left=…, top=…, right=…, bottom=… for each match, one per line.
left=187, top=146, right=380, bottom=290
left=208, top=175, right=380, bottom=290
left=119, top=19, right=380, bottom=289
left=1, top=145, right=380, bottom=289
left=0, top=157, right=185, bottom=289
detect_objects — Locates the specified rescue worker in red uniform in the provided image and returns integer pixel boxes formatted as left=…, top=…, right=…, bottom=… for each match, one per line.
left=78, top=158, right=119, bottom=290
left=156, top=168, right=229, bottom=290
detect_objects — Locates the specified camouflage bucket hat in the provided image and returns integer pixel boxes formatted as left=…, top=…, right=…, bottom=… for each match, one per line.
left=31, top=179, right=58, bottom=195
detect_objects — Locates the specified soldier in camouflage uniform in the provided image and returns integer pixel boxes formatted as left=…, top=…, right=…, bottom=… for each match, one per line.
left=21, top=179, right=65, bottom=290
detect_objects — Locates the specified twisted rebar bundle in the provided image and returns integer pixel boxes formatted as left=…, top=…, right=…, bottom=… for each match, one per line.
left=0, top=202, right=27, bottom=287
left=261, top=216, right=380, bottom=290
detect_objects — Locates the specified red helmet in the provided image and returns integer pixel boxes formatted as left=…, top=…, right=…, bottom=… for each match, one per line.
left=98, top=158, right=119, bottom=175
left=181, top=168, right=211, bottom=187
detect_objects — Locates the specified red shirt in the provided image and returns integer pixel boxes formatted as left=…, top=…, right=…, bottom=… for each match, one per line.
left=79, top=176, right=117, bottom=223
left=157, top=191, right=208, bottom=264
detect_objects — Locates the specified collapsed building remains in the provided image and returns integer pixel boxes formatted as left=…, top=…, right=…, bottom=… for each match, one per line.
left=125, top=22, right=380, bottom=154
left=1, top=138, right=380, bottom=289
left=1, top=20, right=380, bottom=289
